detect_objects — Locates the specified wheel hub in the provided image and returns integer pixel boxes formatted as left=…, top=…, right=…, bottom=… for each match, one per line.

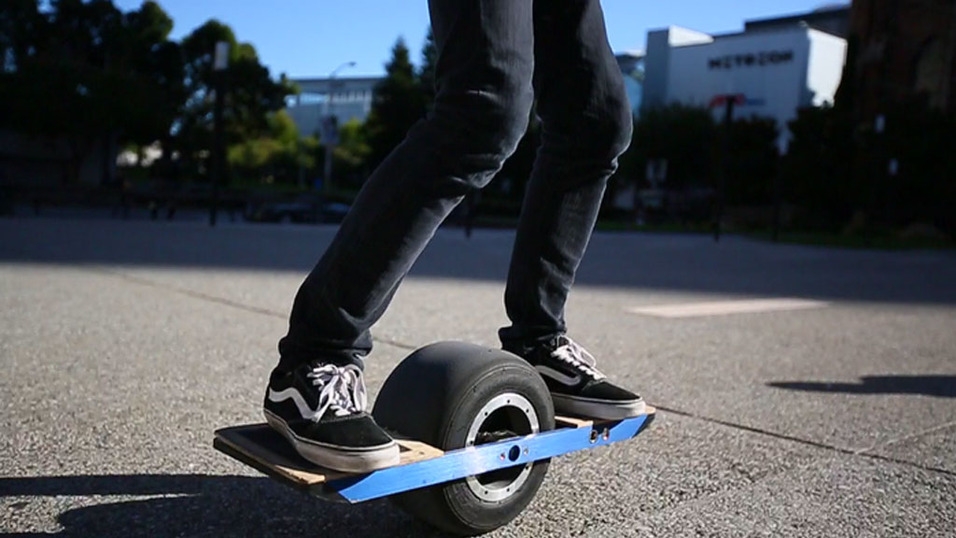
left=465, top=392, right=539, bottom=502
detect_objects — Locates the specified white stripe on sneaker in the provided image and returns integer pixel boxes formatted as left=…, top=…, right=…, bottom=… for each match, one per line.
left=268, top=387, right=323, bottom=421
left=536, top=364, right=582, bottom=387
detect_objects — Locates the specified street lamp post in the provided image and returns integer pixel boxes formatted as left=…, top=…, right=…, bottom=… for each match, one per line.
left=321, top=61, right=356, bottom=195
left=772, top=138, right=789, bottom=243
left=209, top=41, right=229, bottom=227
left=711, top=94, right=739, bottom=243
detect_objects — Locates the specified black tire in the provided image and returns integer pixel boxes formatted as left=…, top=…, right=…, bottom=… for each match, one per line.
left=372, top=341, right=555, bottom=536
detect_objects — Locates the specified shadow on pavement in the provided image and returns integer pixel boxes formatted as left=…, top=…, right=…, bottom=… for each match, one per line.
left=1, top=217, right=955, bottom=305
left=0, top=474, right=453, bottom=538
left=768, top=375, right=956, bottom=398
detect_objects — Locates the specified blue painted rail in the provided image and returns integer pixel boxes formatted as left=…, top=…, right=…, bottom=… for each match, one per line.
left=213, top=408, right=655, bottom=504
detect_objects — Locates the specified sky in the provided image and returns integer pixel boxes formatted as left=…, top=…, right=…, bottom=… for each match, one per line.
left=111, top=0, right=848, bottom=80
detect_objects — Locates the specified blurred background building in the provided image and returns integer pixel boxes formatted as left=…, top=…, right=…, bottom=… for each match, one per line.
left=616, top=51, right=646, bottom=117
left=641, top=5, right=851, bottom=148
left=285, top=76, right=379, bottom=138
left=744, top=4, right=851, bottom=38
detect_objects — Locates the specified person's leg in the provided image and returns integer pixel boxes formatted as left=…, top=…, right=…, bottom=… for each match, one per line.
left=278, top=0, right=535, bottom=370
left=499, top=0, right=644, bottom=420
left=266, top=0, right=536, bottom=472
left=500, top=0, right=633, bottom=349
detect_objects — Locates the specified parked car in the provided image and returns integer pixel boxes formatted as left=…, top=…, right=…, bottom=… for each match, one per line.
left=244, top=193, right=350, bottom=224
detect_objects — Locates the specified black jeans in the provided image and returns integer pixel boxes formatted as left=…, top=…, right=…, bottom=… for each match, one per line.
left=278, top=0, right=632, bottom=369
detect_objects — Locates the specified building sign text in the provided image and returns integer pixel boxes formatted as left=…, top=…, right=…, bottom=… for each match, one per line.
left=708, top=50, right=795, bottom=70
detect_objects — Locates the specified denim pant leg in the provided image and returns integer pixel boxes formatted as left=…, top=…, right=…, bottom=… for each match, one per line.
left=500, top=0, right=634, bottom=352
left=278, top=0, right=535, bottom=370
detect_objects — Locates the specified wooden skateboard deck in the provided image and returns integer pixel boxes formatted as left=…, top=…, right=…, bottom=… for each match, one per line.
left=213, top=407, right=655, bottom=503
left=213, top=424, right=445, bottom=490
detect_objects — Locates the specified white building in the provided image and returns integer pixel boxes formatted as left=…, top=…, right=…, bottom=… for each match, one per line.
left=642, top=19, right=848, bottom=149
left=285, top=5, right=848, bottom=152
left=285, top=76, right=381, bottom=139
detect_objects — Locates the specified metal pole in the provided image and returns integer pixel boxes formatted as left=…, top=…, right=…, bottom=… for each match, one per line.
left=322, top=61, right=356, bottom=195
left=210, top=42, right=229, bottom=227
left=210, top=80, right=224, bottom=226
left=714, top=97, right=735, bottom=242
left=323, top=84, right=334, bottom=194
left=772, top=138, right=788, bottom=243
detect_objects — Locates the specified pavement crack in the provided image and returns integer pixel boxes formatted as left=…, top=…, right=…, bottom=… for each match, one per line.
left=853, top=419, right=956, bottom=456
left=655, top=405, right=956, bottom=478
left=93, top=266, right=289, bottom=319
left=88, top=266, right=422, bottom=352
left=39, top=265, right=956, bottom=479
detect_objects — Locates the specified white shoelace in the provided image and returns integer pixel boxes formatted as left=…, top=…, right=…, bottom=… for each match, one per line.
left=550, top=337, right=606, bottom=381
left=307, top=364, right=367, bottom=421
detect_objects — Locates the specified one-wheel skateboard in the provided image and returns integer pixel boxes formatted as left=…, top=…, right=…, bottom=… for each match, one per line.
left=214, top=341, right=655, bottom=536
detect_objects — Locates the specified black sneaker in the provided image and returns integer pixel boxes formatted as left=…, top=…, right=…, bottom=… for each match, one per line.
left=263, top=361, right=400, bottom=473
left=512, top=335, right=646, bottom=420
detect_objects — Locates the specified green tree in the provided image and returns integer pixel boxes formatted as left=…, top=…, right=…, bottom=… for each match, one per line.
left=725, top=116, right=780, bottom=206
left=228, top=110, right=327, bottom=186
left=0, top=0, right=183, bottom=183
left=176, top=20, right=296, bottom=181
left=622, top=104, right=717, bottom=192
left=419, top=28, right=438, bottom=106
left=364, top=38, right=427, bottom=170
left=866, top=99, right=956, bottom=233
left=332, top=118, right=373, bottom=186
left=228, top=110, right=301, bottom=180
left=120, top=2, right=184, bottom=149
left=781, top=104, right=855, bottom=230
left=0, top=0, right=121, bottom=182
left=0, top=0, right=44, bottom=73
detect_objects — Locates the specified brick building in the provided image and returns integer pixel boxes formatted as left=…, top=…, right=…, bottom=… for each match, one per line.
left=841, top=0, right=956, bottom=118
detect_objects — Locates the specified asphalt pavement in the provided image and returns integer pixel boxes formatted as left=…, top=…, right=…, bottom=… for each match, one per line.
left=1, top=215, right=954, bottom=537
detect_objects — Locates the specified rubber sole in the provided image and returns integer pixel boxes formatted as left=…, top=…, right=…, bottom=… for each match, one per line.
left=264, top=409, right=401, bottom=473
left=551, top=393, right=647, bottom=420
